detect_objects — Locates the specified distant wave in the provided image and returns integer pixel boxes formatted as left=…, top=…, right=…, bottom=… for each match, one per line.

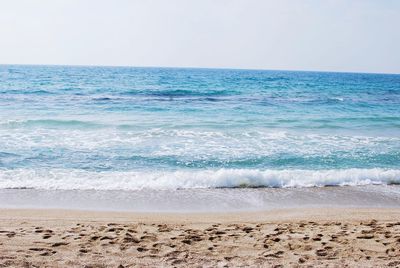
left=1, top=119, right=104, bottom=129
left=0, top=168, right=399, bottom=190
left=0, top=89, right=54, bottom=95
left=123, top=89, right=237, bottom=98
left=2, top=116, right=400, bottom=131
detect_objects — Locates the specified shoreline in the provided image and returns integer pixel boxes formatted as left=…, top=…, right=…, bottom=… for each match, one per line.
left=2, top=207, right=400, bottom=223
left=1, top=207, right=400, bottom=267
left=1, top=185, right=400, bottom=212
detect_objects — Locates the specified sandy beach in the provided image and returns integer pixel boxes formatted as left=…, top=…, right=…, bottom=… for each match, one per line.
left=0, top=208, right=400, bottom=267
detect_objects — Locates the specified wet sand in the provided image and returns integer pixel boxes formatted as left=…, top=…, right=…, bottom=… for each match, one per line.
left=0, top=208, right=400, bottom=267
left=1, top=185, right=400, bottom=212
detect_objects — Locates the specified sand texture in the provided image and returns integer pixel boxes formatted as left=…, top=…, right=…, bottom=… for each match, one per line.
left=0, top=208, right=400, bottom=267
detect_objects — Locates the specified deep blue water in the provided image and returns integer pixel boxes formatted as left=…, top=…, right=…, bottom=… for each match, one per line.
left=0, top=65, right=399, bottom=189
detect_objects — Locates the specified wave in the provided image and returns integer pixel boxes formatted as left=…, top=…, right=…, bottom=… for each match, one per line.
left=1, top=119, right=104, bottom=129
left=123, top=89, right=238, bottom=98
left=0, top=168, right=399, bottom=190
left=1, top=128, right=399, bottom=170
left=0, top=89, right=54, bottom=95
left=3, top=115, right=400, bottom=132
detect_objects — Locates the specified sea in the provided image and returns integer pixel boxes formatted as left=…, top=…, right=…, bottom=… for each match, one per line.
left=0, top=65, right=399, bottom=211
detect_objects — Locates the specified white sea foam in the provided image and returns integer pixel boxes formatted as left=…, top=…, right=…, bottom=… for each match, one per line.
left=1, top=128, right=398, bottom=158
left=0, top=168, right=399, bottom=190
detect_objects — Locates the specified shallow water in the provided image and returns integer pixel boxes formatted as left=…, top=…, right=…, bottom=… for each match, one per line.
left=0, top=65, right=399, bottom=190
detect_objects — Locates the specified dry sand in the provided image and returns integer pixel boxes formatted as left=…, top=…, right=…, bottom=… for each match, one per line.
left=0, top=208, right=400, bottom=267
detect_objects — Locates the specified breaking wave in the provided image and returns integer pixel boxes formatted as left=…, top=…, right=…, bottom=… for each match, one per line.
left=0, top=168, right=399, bottom=190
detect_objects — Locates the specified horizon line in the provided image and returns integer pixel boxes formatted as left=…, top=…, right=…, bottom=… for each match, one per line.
left=1, top=63, right=399, bottom=76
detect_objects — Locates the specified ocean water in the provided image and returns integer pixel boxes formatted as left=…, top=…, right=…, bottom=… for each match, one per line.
left=0, top=65, right=399, bottom=190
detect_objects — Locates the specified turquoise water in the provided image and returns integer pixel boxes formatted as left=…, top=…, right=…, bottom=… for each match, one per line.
left=0, top=65, right=399, bottom=189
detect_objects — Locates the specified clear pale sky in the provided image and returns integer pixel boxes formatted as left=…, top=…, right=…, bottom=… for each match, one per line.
left=1, top=0, right=399, bottom=73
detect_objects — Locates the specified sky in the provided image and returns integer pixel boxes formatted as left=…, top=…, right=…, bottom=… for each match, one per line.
left=0, top=0, right=399, bottom=73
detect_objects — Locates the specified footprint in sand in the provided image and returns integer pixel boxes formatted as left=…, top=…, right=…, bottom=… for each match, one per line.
left=315, top=249, right=328, bottom=257
left=6, top=232, right=16, bottom=238
left=140, top=234, right=157, bottom=242
left=356, top=234, right=375, bottom=239
left=137, top=247, right=148, bottom=252
left=123, top=234, right=140, bottom=243
left=52, top=242, right=69, bottom=247
left=79, top=248, right=89, bottom=253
